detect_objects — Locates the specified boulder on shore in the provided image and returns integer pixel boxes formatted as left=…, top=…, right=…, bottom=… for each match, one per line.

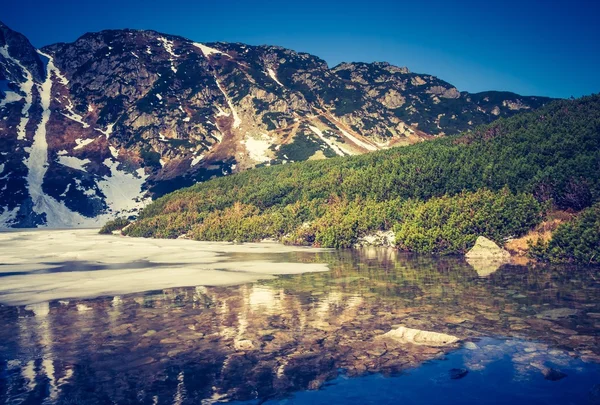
left=465, top=236, right=511, bottom=277
left=466, top=236, right=511, bottom=259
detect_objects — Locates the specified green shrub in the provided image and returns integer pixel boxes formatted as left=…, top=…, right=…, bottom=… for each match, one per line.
left=529, top=203, right=600, bottom=264
left=393, top=188, right=543, bottom=254
left=99, top=217, right=131, bottom=235
left=121, top=95, right=600, bottom=258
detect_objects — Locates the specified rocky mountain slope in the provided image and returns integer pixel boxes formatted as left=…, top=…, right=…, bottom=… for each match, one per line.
left=0, top=22, right=552, bottom=228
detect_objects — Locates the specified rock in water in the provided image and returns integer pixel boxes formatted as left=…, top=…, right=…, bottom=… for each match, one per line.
left=466, top=236, right=511, bottom=259
left=543, top=368, right=567, bottom=381
left=378, top=326, right=460, bottom=347
left=465, top=236, right=511, bottom=277
left=536, top=307, right=579, bottom=320
left=449, top=368, right=469, bottom=380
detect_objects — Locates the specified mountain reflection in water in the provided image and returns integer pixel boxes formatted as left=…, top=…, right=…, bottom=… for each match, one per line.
left=1, top=248, right=600, bottom=404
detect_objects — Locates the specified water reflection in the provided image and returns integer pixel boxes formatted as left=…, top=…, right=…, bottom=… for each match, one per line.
left=1, top=250, right=599, bottom=404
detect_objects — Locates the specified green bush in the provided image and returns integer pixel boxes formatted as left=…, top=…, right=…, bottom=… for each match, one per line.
left=393, top=188, right=544, bottom=254
left=529, top=203, right=600, bottom=264
left=99, top=217, right=131, bottom=235
left=107, top=95, right=600, bottom=261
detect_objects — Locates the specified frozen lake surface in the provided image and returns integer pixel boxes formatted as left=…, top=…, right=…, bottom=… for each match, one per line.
left=0, top=229, right=328, bottom=305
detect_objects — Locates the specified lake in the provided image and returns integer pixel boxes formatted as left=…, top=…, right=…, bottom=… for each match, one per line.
left=1, top=231, right=599, bottom=404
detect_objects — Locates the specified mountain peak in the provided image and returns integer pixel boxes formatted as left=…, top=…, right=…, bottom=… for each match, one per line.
left=0, top=22, right=553, bottom=228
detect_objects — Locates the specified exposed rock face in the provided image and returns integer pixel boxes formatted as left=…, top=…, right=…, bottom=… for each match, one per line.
left=378, top=326, right=460, bottom=347
left=0, top=21, right=553, bottom=228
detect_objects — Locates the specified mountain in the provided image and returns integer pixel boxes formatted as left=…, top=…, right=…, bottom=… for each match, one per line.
left=0, top=22, right=552, bottom=228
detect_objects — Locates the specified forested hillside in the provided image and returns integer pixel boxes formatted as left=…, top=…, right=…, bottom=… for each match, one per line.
left=116, top=95, right=600, bottom=260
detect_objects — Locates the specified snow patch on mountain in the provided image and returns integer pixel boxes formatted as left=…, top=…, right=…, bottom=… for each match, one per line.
left=24, top=51, right=98, bottom=227
left=243, top=134, right=273, bottom=163
left=95, top=123, right=114, bottom=138
left=267, top=67, right=283, bottom=87
left=193, top=43, right=231, bottom=58
left=98, top=159, right=149, bottom=217
left=0, top=206, right=19, bottom=228
left=73, top=138, right=95, bottom=150
left=57, top=155, right=91, bottom=172
left=0, top=45, right=34, bottom=140
left=109, top=146, right=119, bottom=158
left=191, top=154, right=204, bottom=166
left=61, top=98, right=90, bottom=128
left=158, top=37, right=178, bottom=73
left=214, top=77, right=241, bottom=128
left=308, top=126, right=347, bottom=156
left=0, top=90, right=23, bottom=107
left=327, top=115, right=378, bottom=151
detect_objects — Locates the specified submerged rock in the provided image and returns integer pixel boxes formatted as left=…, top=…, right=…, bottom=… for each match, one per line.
left=536, top=308, right=579, bottom=321
left=464, top=342, right=479, bottom=350
left=378, top=326, right=460, bottom=347
left=449, top=368, right=469, bottom=379
left=542, top=368, right=567, bottom=381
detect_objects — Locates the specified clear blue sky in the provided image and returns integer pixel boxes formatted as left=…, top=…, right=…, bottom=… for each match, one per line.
left=3, top=0, right=599, bottom=98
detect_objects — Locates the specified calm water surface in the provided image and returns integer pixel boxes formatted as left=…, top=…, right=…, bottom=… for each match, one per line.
left=1, top=248, right=600, bottom=404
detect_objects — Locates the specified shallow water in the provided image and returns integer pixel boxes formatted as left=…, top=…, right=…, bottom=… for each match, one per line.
left=1, top=246, right=600, bottom=404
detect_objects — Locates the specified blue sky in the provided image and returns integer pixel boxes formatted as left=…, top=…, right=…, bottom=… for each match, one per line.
left=3, top=0, right=599, bottom=98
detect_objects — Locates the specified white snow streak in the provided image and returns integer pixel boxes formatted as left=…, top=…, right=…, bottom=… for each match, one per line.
left=95, top=123, right=114, bottom=138
left=337, top=127, right=378, bottom=151
left=0, top=46, right=34, bottom=140
left=109, top=146, right=119, bottom=158
left=61, top=100, right=90, bottom=128
left=191, top=154, right=204, bottom=167
left=59, top=184, right=71, bottom=197
left=24, top=51, right=97, bottom=227
left=193, top=43, right=231, bottom=58
left=267, top=67, right=283, bottom=86
left=158, top=37, right=178, bottom=73
left=215, top=105, right=230, bottom=117
left=308, top=126, right=347, bottom=156
left=213, top=77, right=241, bottom=128
left=328, top=115, right=378, bottom=151
left=73, top=138, right=94, bottom=150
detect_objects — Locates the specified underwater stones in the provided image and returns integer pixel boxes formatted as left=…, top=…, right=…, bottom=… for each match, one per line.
left=378, top=326, right=460, bottom=347
left=542, top=368, right=567, bottom=381
left=449, top=368, right=469, bottom=379
left=536, top=308, right=579, bottom=321
left=464, top=342, right=479, bottom=350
